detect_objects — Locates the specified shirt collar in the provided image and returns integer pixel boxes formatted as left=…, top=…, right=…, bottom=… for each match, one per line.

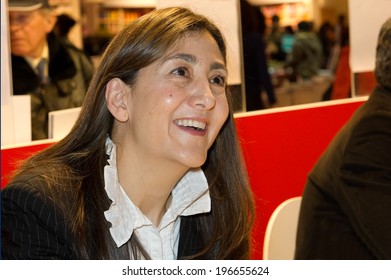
left=103, top=136, right=211, bottom=247
left=24, top=42, right=49, bottom=69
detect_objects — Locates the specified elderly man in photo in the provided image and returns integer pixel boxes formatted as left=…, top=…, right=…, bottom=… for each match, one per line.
left=8, top=0, right=93, bottom=140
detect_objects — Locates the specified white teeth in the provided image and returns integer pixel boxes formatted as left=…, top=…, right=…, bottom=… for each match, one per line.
left=175, top=119, right=206, bottom=130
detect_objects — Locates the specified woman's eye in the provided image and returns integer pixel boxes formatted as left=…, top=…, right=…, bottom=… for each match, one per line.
left=211, top=75, right=226, bottom=86
left=171, top=67, right=188, bottom=76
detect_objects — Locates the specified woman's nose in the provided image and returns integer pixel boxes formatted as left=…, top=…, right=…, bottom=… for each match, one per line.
left=189, top=79, right=216, bottom=110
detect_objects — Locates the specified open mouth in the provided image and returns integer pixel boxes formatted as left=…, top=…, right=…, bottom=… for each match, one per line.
left=175, top=119, right=207, bottom=131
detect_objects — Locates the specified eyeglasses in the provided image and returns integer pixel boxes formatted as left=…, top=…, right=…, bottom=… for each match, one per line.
left=9, top=12, right=35, bottom=26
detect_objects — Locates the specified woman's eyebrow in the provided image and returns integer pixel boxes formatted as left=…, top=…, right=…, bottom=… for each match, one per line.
left=164, top=53, right=227, bottom=73
left=210, top=61, right=227, bottom=73
left=163, top=53, right=197, bottom=64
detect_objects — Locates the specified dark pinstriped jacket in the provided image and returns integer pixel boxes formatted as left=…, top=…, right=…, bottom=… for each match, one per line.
left=1, top=176, right=205, bottom=260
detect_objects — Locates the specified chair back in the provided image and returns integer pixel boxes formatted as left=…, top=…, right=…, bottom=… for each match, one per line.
left=263, top=196, right=302, bottom=259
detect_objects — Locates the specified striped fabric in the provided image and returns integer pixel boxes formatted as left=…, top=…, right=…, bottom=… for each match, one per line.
left=1, top=177, right=207, bottom=259
left=1, top=180, right=75, bottom=259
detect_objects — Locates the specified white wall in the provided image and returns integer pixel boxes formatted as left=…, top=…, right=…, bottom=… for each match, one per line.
left=349, top=0, right=391, bottom=73
left=1, top=0, right=32, bottom=146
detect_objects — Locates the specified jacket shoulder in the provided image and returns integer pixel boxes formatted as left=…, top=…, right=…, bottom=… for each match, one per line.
left=2, top=177, right=77, bottom=259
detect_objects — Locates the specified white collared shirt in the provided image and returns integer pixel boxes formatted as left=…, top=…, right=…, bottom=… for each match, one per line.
left=103, top=137, right=211, bottom=259
left=24, top=43, right=49, bottom=75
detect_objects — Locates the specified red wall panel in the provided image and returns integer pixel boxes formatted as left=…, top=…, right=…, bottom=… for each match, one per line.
left=235, top=99, right=365, bottom=259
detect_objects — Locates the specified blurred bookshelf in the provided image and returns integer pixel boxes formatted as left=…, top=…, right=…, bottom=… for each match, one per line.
left=81, top=1, right=155, bottom=56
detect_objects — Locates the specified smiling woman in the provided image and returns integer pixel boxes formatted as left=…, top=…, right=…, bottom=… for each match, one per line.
left=2, top=7, right=255, bottom=260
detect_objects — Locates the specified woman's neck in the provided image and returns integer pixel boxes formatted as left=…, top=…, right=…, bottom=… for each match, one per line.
left=116, top=150, right=188, bottom=227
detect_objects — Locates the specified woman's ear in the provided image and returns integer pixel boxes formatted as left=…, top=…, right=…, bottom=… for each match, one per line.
left=105, top=78, right=129, bottom=122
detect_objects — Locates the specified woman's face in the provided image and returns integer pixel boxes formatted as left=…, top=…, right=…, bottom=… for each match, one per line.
left=121, top=31, right=229, bottom=169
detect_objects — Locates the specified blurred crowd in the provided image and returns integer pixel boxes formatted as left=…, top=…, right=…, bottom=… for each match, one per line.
left=240, top=0, right=350, bottom=111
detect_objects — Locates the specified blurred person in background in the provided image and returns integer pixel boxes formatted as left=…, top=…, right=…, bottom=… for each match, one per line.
left=317, top=21, right=336, bottom=70
left=8, top=0, right=93, bottom=140
left=240, top=0, right=276, bottom=110
left=284, top=20, right=323, bottom=82
left=280, top=25, right=295, bottom=57
left=335, top=14, right=350, bottom=48
left=54, top=13, right=76, bottom=46
left=266, top=14, right=286, bottom=62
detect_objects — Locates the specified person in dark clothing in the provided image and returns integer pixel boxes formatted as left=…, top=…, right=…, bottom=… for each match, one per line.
left=8, top=0, right=93, bottom=140
left=267, top=14, right=286, bottom=62
left=295, top=17, right=391, bottom=260
left=53, top=13, right=76, bottom=45
left=335, top=14, right=350, bottom=47
left=240, top=0, right=276, bottom=111
left=317, top=21, right=335, bottom=69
